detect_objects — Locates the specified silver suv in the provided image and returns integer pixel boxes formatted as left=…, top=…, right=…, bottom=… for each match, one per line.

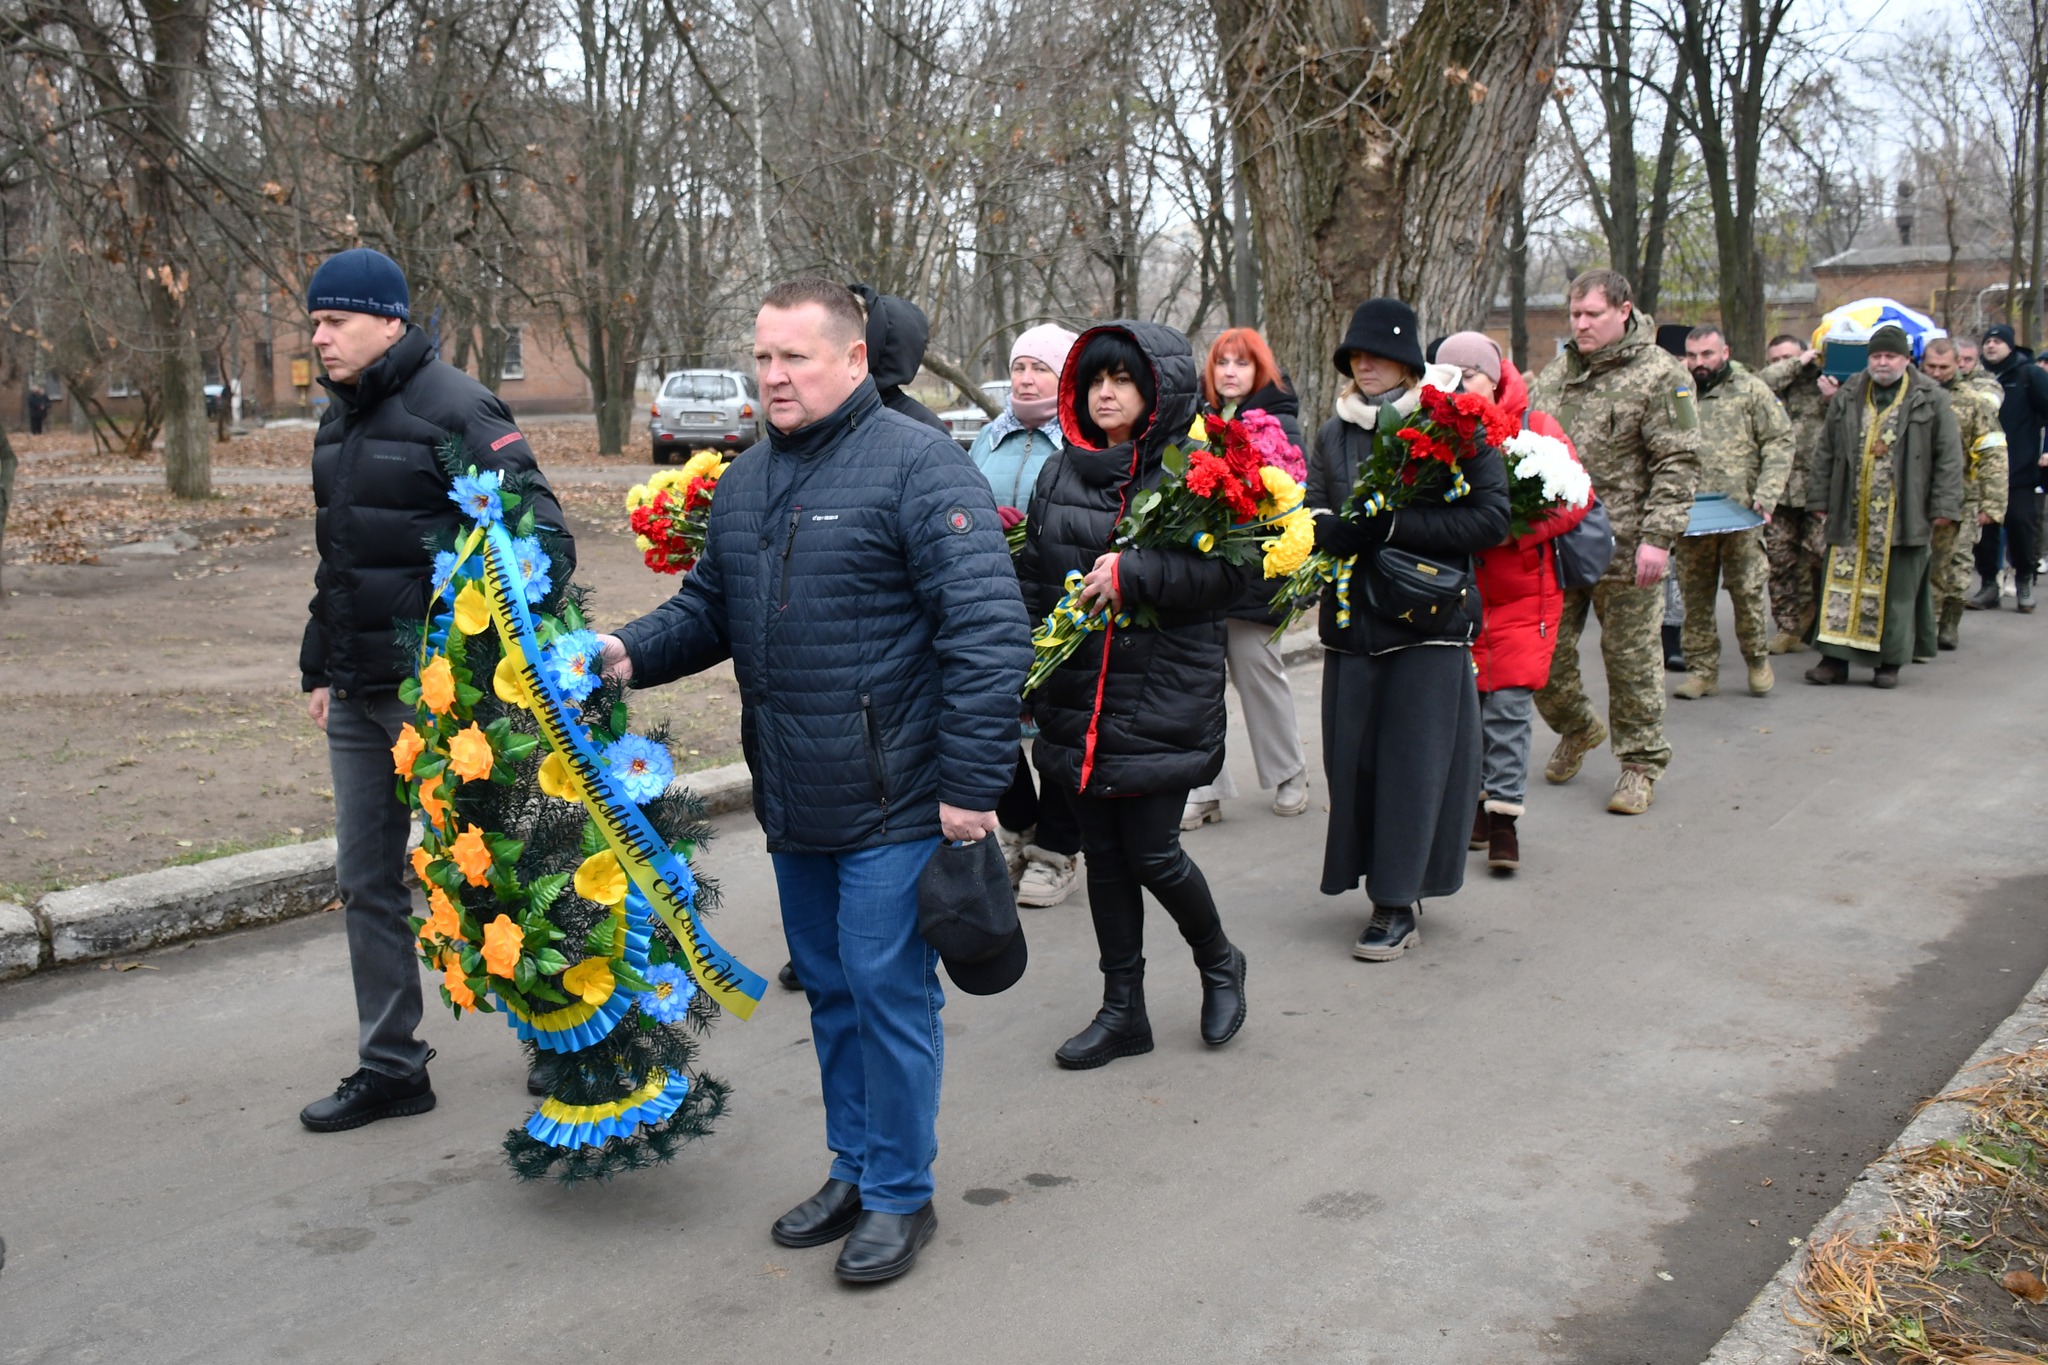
left=649, top=369, right=761, bottom=463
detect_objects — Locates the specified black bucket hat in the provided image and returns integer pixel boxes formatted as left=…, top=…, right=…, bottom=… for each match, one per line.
left=1333, top=298, right=1426, bottom=377
left=917, top=837, right=1028, bottom=996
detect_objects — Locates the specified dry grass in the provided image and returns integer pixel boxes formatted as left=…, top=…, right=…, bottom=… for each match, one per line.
left=1792, top=1046, right=2048, bottom=1363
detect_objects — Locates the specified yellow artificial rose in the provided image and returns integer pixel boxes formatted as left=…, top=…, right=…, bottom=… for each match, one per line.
left=410, top=844, right=433, bottom=883
left=538, top=749, right=580, bottom=802
left=443, top=954, right=477, bottom=1010
left=560, top=955, right=617, bottom=1006
left=419, top=655, right=456, bottom=715
left=447, top=723, right=494, bottom=783
left=390, top=723, right=425, bottom=779
left=492, top=650, right=529, bottom=708
left=453, top=581, right=491, bottom=635
left=480, top=914, right=524, bottom=978
left=418, top=776, right=451, bottom=832
left=419, top=885, right=462, bottom=944
left=450, top=825, right=494, bottom=887
left=574, top=848, right=628, bottom=906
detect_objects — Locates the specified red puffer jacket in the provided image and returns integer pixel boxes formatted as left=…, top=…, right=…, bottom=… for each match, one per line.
left=1471, top=359, right=1593, bottom=694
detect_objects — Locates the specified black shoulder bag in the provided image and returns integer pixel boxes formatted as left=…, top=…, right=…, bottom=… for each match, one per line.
left=1362, top=545, right=1475, bottom=635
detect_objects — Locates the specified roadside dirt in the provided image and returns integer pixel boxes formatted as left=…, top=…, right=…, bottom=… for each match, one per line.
left=0, top=442, right=741, bottom=898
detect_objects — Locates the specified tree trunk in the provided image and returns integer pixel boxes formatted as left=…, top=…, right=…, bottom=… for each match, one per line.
left=135, top=0, right=213, bottom=500
left=1637, top=92, right=1684, bottom=317
left=1216, top=0, right=1578, bottom=443
left=1508, top=185, right=1530, bottom=370
left=0, top=417, right=14, bottom=601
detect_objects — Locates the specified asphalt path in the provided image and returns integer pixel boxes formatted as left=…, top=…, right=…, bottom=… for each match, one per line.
left=4, top=597, right=2045, bottom=1364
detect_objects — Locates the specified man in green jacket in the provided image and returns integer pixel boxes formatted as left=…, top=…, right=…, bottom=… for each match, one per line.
left=1529, top=269, right=1701, bottom=816
left=1672, top=325, right=1794, bottom=699
left=1757, top=336, right=1836, bottom=652
left=1920, top=337, right=2009, bottom=648
left=1804, top=325, right=1965, bottom=688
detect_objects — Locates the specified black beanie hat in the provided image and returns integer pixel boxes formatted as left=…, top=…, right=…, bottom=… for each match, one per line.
left=1984, top=323, right=2018, bottom=348
left=307, top=248, right=411, bottom=321
left=1334, top=298, right=1426, bottom=377
left=1868, top=324, right=1911, bottom=358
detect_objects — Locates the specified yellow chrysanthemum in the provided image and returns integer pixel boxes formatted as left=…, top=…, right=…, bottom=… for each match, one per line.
left=453, top=581, right=491, bottom=635
left=1258, top=464, right=1304, bottom=511
left=625, top=482, right=651, bottom=511
left=560, top=955, right=616, bottom=1007
left=574, top=848, right=628, bottom=906
left=492, top=650, right=529, bottom=708
left=635, top=534, right=655, bottom=552
left=538, top=749, right=581, bottom=802
left=1263, top=509, right=1316, bottom=578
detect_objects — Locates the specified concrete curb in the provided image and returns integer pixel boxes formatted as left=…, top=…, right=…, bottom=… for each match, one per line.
left=1701, top=961, right=2048, bottom=1363
left=0, top=641, right=1316, bottom=981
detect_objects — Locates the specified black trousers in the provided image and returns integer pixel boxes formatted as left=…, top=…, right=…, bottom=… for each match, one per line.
left=1066, top=787, right=1225, bottom=975
left=995, top=749, right=1080, bottom=856
left=1993, top=481, right=2043, bottom=583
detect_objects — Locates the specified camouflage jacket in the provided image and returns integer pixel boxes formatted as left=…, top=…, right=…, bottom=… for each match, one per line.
left=1757, top=356, right=1830, bottom=508
left=1692, top=361, right=1794, bottom=507
left=1528, top=309, right=1701, bottom=581
left=1941, top=375, right=2010, bottom=521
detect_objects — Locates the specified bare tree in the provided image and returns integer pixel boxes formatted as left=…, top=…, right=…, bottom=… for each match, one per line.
left=1214, top=0, right=1579, bottom=436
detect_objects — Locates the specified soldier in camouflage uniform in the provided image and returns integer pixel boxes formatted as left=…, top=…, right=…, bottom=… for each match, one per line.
left=1672, top=326, right=1794, bottom=698
left=1528, top=270, right=1702, bottom=816
left=1757, top=336, right=1834, bottom=652
left=1920, top=337, right=2009, bottom=648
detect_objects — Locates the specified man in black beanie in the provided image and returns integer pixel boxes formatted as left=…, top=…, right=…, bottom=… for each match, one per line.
left=296, top=247, right=576, bottom=1131
left=1804, top=324, right=1962, bottom=687
left=1973, top=323, right=2048, bottom=610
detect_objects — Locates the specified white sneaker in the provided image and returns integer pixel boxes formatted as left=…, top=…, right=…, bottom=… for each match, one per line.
left=1272, top=775, right=1310, bottom=816
left=1180, top=799, right=1222, bottom=831
left=1016, top=847, right=1081, bottom=907
left=997, top=826, right=1030, bottom=886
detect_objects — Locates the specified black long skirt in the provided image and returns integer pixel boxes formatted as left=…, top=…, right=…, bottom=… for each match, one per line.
left=1319, top=646, right=1481, bottom=904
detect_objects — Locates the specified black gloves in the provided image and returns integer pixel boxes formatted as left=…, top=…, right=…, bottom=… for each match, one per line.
left=1312, top=511, right=1391, bottom=559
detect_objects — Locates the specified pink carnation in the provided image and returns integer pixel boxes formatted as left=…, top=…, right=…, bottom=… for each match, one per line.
left=1240, top=408, right=1307, bottom=483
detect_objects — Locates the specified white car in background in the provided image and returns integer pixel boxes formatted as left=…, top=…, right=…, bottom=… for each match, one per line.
left=938, top=380, right=1011, bottom=449
left=648, top=369, right=761, bottom=463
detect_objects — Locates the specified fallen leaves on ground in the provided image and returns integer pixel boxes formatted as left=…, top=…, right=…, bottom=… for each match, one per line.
left=4, top=483, right=313, bottom=563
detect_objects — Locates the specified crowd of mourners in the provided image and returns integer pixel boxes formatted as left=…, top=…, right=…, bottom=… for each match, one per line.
left=290, top=248, right=2044, bottom=1284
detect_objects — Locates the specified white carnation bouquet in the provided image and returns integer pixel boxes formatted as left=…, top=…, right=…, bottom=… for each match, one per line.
left=1501, top=430, right=1592, bottom=537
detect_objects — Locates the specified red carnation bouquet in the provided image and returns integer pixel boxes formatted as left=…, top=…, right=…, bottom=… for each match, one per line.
left=1267, top=384, right=1512, bottom=635
left=625, top=452, right=728, bottom=575
left=1024, top=417, right=1310, bottom=694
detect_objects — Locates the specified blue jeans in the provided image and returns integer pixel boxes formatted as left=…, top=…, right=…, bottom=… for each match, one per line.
left=771, top=837, right=944, bottom=1214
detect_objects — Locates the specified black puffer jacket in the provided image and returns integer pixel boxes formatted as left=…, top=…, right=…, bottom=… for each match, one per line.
left=1307, top=387, right=1511, bottom=656
left=852, top=284, right=947, bottom=433
left=612, top=379, right=1030, bottom=855
left=1987, top=347, right=2048, bottom=493
left=1018, top=322, right=1257, bottom=796
left=1213, top=377, right=1304, bottom=625
left=303, top=325, right=574, bottom=697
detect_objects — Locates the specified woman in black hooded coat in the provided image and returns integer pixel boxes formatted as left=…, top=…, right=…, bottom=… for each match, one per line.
left=1017, top=322, right=1255, bottom=1069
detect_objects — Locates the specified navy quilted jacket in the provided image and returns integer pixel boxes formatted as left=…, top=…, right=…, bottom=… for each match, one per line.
left=613, top=379, right=1032, bottom=855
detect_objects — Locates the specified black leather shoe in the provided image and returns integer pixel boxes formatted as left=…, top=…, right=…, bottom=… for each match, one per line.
left=834, top=1204, right=937, bottom=1284
left=1804, top=657, right=1849, bottom=685
left=1055, top=968, right=1154, bottom=1069
left=778, top=960, right=802, bottom=992
left=299, top=1056, right=436, bottom=1132
left=527, top=1063, right=548, bottom=1096
left=1871, top=664, right=1901, bottom=689
left=1352, top=905, right=1419, bottom=962
left=1194, top=940, right=1247, bottom=1046
left=770, top=1177, right=863, bottom=1248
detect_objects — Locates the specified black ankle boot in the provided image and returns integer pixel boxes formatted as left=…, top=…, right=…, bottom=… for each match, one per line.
left=1192, top=936, right=1246, bottom=1046
left=1055, top=967, right=1154, bottom=1069
left=1662, top=623, right=1685, bottom=671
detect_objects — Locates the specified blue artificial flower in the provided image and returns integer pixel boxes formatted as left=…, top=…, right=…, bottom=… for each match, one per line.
left=637, top=962, right=697, bottom=1023
left=429, top=550, right=478, bottom=602
left=510, top=535, right=552, bottom=604
left=544, top=629, right=603, bottom=702
left=449, top=469, right=505, bottom=525
left=605, top=734, right=675, bottom=804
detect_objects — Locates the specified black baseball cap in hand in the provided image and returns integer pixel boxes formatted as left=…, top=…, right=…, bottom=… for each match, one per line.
left=918, top=837, right=1028, bottom=996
